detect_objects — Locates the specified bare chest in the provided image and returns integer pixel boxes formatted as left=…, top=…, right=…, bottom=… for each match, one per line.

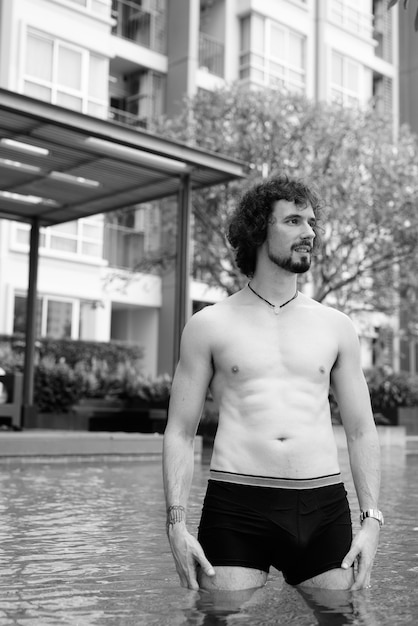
left=211, top=309, right=338, bottom=384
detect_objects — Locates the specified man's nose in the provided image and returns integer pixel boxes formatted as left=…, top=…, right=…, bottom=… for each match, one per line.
left=302, top=222, right=316, bottom=239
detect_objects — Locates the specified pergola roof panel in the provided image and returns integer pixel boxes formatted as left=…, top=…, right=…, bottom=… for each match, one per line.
left=0, top=90, right=246, bottom=227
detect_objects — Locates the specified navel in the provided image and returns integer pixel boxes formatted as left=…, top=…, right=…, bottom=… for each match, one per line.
left=319, top=366, right=326, bottom=374
left=231, top=365, right=239, bottom=374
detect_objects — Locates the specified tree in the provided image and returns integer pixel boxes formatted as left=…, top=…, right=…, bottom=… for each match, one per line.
left=389, top=0, right=418, bottom=31
left=148, top=85, right=418, bottom=317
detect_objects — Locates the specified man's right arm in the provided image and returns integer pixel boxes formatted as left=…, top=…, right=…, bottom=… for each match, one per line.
left=162, top=311, right=216, bottom=589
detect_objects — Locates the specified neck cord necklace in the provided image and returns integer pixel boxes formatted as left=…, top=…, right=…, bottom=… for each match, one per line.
left=248, top=282, right=298, bottom=315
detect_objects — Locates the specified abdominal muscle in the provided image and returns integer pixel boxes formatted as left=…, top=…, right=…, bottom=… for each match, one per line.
left=209, top=382, right=340, bottom=479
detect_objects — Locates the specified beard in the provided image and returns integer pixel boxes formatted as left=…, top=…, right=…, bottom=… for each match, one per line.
left=267, top=247, right=311, bottom=274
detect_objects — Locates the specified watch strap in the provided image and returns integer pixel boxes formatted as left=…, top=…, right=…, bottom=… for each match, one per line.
left=360, top=508, right=384, bottom=526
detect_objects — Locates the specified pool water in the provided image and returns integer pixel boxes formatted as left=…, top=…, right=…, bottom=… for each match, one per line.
left=0, top=447, right=417, bottom=625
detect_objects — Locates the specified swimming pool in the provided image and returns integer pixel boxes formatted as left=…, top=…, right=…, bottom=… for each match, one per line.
left=0, top=446, right=416, bottom=625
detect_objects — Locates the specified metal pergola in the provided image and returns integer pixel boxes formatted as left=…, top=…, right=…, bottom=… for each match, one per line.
left=0, top=89, right=246, bottom=427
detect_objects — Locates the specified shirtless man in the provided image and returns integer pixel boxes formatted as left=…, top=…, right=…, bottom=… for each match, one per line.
left=163, top=175, right=382, bottom=593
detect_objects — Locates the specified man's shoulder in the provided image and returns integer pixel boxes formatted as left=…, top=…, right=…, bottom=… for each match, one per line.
left=185, top=293, right=243, bottom=333
left=185, top=300, right=228, bottom=329
left=301, top=294, right=351, bottom=319
left=300, top=295, right=356, bottom=334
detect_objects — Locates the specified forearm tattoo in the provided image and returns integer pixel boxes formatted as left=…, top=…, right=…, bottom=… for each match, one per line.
left=166, top=505, right=186, bottom=533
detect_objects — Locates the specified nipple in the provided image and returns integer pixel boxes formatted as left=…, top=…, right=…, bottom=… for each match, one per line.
left=231, top=365, right=239, bottom=374
left=319, top=366, right=326, bottom=374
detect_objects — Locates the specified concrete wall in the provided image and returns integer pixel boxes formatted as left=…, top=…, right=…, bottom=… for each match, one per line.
left=399, top=4, right=418, bottom=133
left=166, top=0, right=200, bottom=117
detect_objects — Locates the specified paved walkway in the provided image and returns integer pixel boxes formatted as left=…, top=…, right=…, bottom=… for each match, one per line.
left=0, top=429, right=203, bottom=462
left=0, top=427, right=413, bottom=462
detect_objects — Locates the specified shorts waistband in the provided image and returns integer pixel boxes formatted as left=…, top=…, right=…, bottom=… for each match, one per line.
left=209, top=469, right=342, bottom=489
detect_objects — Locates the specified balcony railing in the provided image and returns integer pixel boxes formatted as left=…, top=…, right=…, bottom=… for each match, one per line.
left=199, top=32, right=224, bottom=78
left=108, top=106, right=147, bottom=129
left=111, top=0, right=166, bottom=54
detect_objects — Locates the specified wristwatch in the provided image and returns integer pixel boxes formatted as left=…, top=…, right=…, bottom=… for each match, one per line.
left=360, top=509, right=384, bottom=527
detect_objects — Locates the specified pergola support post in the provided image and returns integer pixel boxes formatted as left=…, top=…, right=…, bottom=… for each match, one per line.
left=173, top=174, right=192, bottom=371
left=21, top=217, right=40, bottom=428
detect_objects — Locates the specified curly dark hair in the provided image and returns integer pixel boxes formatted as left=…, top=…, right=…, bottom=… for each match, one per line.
left=227, top=175, right=323, bottom=277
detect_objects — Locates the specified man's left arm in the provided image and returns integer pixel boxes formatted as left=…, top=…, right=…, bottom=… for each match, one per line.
left=330, top=313, right=381, bottom=591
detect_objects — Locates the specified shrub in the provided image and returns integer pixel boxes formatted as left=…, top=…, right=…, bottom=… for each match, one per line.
left=0, top=344, right=24, bottom=372
left=34, top=358, right=85, bottom=413
left=365, top=367, right=418, bottom=412
left=120, top=371, right=172, bottom=404
left=0, top=335, right=147, bottom=410
left=330, top=367, right=418, bottom=426
left=0, top=334, right=144, bottom=371
left=74, top=359, right=134, bottom=399
left=37, top=337, right=144, bottom=369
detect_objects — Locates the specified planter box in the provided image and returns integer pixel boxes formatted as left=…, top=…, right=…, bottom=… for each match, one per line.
left=25, top=410, right=90, bottom=431
left=398, top=406, right=418, bottom=435
left=25, top=398, right=168, bottom=433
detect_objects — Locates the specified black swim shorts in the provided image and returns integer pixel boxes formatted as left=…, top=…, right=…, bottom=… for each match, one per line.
left=197, top=470, right=352, bottom=586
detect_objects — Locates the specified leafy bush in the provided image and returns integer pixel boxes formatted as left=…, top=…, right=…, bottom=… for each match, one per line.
left=37, top=337, right=144, bottom=369
left=0, top=343, right=24, bottom=372
left=119, top=371, right=172, bottom=404
left=365, top=367, right=418, bottom=411
left=34, top=358, right=85, bottom=413
left=330, top=367, right=418, bottom=425
left=0, top=334, right=144, bottom=370
left=0, top=335, right=147, bottom=410
left=74, top=359, right=133, bottom=399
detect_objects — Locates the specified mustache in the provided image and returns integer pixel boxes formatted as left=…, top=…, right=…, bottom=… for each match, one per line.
left=292, top=241, right=313, bottom=251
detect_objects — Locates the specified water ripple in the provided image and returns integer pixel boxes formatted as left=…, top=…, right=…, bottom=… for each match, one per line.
left=0, top=454, right=417, bottom=624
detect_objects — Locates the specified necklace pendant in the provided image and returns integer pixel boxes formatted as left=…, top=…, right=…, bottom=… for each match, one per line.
left=273, top=306, right=280, bottom=315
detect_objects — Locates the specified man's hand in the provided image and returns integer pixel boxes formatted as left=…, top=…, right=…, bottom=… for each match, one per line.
left=341, top=519, right=380, bottom=590
left=167, top=522, right=215, bottom=590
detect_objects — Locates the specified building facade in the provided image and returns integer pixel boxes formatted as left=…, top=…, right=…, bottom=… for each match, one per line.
left=0, top=0, right=402, bottom=375
left=398, top=4, right=418, bottom=375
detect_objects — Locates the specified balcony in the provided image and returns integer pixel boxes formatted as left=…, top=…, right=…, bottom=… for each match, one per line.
left=111, top=0, right=166, bottom=54
left=108, top=106, right=147, bottom=129
left=104, top=222, right=145, bottom=269
left=199, top=32, right=224, bottom=78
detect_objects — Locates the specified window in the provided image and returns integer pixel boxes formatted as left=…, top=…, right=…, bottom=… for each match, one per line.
left=13, top=295, right=73, bottom=339
left=64, top=0, right=110, bottom=17
left=13, top=296, right=42, bottom=336
left=14, top=216, right=104, bottom=259
left=330, top=0, right=373, bottom=39
left=331, top=51, right=361, bottom=107
left=23, top=29, right=108, bottom=117
left=240, top=15, right=306, bottom=93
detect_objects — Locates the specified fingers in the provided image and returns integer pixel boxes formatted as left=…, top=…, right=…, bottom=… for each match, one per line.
left=341, top=546, right=372, bottom=591
left=176, top=560, right=200, bottom=590
left=195, top=546, right=215, bottom=578
left=175, top=542, right=215, bottom=590
left=350, top=560, right=372, bottom=591
left=184, top=549, right=215, bottom=590
left=341, top=547, right=358, bottom=571
left=342, top=547, right=374, bottom=591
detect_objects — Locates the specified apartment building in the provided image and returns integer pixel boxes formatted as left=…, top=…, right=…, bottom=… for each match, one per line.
left=0, top=0, right=400, bottom=375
